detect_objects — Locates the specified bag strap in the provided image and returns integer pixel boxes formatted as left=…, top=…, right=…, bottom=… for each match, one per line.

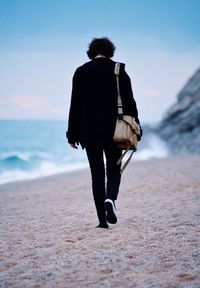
left=114, top=63, right=123, bottom=115
left=114, top=62, right=135, bottom=174
left=117, top=148, right=135, bottom=174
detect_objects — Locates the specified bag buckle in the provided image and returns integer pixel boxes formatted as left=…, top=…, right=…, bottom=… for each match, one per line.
left=118, top=114, right=123, bottom=120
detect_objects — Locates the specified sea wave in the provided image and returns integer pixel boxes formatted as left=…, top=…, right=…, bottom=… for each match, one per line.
left=0, top=121, right=169, bottom=185
left=0, top=151, right=55, bottom=171
left=134, top=133, right=168, bottom=161
left=0, top=135, right=168, bottom=185
left=0, top=151, right=52, bottom=162
left=0, top=160, right=88, bottom=185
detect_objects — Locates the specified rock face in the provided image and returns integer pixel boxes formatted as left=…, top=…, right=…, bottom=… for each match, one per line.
left=158, top=68, right=200, bottom=153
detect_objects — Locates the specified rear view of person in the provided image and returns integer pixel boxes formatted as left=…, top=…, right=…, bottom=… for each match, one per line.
left=67, top=37, right=141, bottom=228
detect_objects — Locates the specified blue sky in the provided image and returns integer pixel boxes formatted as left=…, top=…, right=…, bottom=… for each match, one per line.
left=0, top=0, right=200, bottom=123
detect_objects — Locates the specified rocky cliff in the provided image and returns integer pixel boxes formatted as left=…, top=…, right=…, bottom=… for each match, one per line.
left=158, top=68, right=200, bottom=153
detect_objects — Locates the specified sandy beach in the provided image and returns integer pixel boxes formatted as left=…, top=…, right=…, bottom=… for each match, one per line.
left=0, top=155, right=200, bottom=288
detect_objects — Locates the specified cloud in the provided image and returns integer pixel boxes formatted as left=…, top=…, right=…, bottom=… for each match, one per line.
left=0, top=94, right=67, bottom=119
left=1, top=47, right=199, bottom=122
left=144, top=90, right=160, bottom=97
left=4, top=95, right=46, bottom=109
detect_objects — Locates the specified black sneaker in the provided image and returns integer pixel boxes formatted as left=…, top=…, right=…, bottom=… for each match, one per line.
left=104, top=199, right=117, bottom=224
left=95, top=222, right=109, bottom=229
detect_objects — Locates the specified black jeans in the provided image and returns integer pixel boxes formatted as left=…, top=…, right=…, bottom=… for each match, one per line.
left=86, top=144, right=122, bottom=223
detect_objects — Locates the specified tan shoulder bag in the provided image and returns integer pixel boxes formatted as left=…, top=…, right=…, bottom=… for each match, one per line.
left=113, top=63, right=141, bottom=173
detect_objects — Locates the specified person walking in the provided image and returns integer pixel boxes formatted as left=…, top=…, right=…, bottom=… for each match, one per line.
left=67, top=37, right=141, bottom=229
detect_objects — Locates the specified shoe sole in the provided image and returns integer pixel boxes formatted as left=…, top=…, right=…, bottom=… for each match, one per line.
left=105, top=201, right=117, bottom=224
left=95, top=224, right=109, bottom=229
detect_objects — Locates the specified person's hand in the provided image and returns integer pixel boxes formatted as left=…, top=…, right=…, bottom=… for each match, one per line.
left=70, top=143, right=78, bottom=149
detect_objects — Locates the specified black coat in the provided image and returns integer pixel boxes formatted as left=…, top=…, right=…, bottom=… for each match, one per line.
left=67, top=57, right=140, bottom=148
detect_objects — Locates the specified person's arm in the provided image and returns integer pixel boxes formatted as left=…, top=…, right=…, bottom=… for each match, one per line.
left=66, top=68, right=81, bottom=146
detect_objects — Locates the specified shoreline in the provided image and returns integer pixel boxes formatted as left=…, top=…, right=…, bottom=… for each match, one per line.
left=0, top=154, right=177, bottom=189
left=0, top=165, right=89, bottom=190
left=1, top=155, right=200, bottom=287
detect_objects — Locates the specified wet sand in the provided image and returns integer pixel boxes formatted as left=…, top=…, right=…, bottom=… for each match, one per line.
left=0, top=155, right=200, bottom=287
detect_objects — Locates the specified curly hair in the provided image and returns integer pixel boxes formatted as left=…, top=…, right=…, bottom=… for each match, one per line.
left=87, top=37, right=116, bottom=59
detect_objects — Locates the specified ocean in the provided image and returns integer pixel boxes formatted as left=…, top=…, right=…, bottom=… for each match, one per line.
left=0, top=120, right=168, bottom=185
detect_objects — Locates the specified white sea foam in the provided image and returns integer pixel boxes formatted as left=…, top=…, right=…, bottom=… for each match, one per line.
left=0, top=136, right=168, bottom=185
left=0, top=151, right=52, bottom=161
left=134, top=133, right=169, bottom=161
left=0, top=161, right=88, bottom=185
left=0, top=119, right=169, bottom=185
